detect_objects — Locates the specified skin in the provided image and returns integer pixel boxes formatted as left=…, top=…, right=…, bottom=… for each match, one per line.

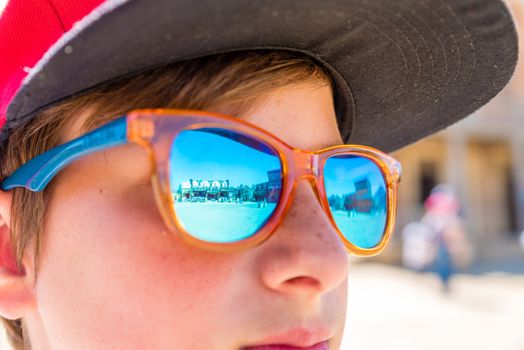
left=0, top=83, right=349, bottom=349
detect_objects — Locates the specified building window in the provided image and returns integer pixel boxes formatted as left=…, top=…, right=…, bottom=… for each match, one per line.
left=420, top=161, right=437, bottom=204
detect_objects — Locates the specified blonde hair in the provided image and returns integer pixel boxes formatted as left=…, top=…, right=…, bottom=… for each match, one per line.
left=0, top=50, right=332, bottom=349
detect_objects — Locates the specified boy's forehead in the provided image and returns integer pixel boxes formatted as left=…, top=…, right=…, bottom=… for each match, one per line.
left=236, top=84, right=342, bottom=151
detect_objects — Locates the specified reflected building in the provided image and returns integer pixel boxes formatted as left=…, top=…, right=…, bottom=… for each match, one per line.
left=178, top=179, right=231, bottom=202
left=328, top=177, right=386, bottom=215
left=266, top=169, right=282, bottom=202
left=176, top=169, right=282, bottom=203
left=347, top=178, right=373, bottom=213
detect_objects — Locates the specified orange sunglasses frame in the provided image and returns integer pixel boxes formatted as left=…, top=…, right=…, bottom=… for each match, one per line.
left=126, top=108, right=401, bottom=256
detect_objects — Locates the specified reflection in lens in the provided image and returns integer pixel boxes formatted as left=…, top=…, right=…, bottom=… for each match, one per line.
left=169, top=128, right=282, bottom=243
left=324, top=155, right=387, bottom=249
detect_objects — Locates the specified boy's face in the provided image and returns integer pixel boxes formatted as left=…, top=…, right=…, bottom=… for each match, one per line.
left=28, top=83, right=349, bottom=349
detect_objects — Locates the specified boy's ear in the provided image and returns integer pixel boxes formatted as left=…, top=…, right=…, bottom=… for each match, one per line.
left=0, top=190, right=36, bottom=320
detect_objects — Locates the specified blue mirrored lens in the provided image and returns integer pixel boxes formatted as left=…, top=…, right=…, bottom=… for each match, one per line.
left=169, top=128, right=282, bottom=243
left=324, top=155, right=387, bottom=249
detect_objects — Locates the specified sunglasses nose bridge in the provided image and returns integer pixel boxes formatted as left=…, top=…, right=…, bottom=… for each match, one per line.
left=290, top=149, right=319, bottom=180
left=286, top=149, right=325, bottom=212
left=288, top=149, right=323, bottom=198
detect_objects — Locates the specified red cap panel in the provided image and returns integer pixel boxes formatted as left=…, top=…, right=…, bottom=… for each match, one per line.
left=0, top=0, right=104, bottom=129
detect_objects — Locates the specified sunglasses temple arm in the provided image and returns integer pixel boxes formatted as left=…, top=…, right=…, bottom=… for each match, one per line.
left=1, top=117, right=128, bottom=192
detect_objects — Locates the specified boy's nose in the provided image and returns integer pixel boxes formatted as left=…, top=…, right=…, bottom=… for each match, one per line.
left=256, top=179, right=349, bottom=297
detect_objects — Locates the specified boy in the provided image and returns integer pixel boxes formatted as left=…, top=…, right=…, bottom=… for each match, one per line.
left=0, top=0, right=518, bottom=349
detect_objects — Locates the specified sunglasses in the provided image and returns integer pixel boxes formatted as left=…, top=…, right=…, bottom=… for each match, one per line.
left=2, top=109, right=401, bottom=256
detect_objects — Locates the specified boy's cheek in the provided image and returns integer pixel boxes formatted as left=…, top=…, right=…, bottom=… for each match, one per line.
left=36, top=170, right=247, bottom=346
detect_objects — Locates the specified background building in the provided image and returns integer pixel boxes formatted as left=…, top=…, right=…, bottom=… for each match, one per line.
left=384, top=0, right=524, bottom=263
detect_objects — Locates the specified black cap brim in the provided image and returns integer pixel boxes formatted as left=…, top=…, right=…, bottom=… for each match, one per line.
left=4, top=0, right=519, bottom=153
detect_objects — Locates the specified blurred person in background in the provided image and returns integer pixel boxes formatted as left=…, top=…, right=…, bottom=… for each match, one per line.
left=403, top=185, right=473, bottom=293
left=423, top=185, right=473, bottom=292
left=401, top=220, right=437, bottom=272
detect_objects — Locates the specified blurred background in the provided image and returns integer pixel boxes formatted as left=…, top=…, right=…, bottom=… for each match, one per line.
left=1, top=0, right=524, bottom=349
left=342, top=0, right=524, bottom=349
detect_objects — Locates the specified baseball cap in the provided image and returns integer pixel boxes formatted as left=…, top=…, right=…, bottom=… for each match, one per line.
left=0, top=0, right=519, bottom=161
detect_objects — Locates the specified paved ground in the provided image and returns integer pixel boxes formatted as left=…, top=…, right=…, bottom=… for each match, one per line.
left=341, top=262, right=524, bottom=350
left=2, top=261, right=523, bottom=349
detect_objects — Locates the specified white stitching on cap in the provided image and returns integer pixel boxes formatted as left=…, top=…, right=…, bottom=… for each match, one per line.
left=417, top=1, right=451, bottom=86
left=346, top=13, right=410, bottom=91
left=440, top=1, right=476, bottom=84
left=436, top=1, right=464, bottom=84
left=359, top=0, right=422, bottom=83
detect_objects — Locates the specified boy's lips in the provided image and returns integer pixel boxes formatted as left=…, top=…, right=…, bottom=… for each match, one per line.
left=242, top=327, right=332, bottom=350
left=243, top=341, right=329, bottom=350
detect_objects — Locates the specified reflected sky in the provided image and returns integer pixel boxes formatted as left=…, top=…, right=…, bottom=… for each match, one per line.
left=170, top=129, right=281, bottom=188
left=323, top=155, right=385, bottom=195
